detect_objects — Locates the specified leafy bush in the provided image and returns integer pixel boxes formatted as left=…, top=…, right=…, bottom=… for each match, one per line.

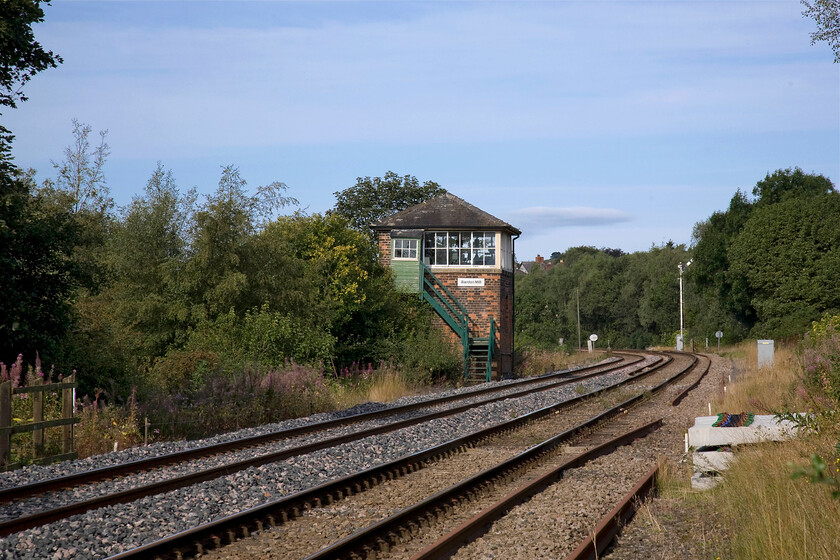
left=75, top=389, right=143, bottom=458
left=140, top=361, right=338, bottom=440
left=801, top=314, right=840, bottom=403
left=399, top=326, right=462, bottom=385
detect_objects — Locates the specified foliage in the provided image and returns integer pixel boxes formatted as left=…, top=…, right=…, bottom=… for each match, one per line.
left=802, top=0, right=840, bottom=62
left=515, top=242, right=690, bottom=350
left=0, top=0, right=61, bottom=111
left=729, top=194, right=840, bottom=338
left=751, top=166, right=835, bottom=207
left=0, top=170, right=79, bottom=364
left=690, top=169, right=839, bottom=342
left=790, top=451, right=840, bottom=499
left=108, top=163, right=196, bottom=360
left=332, top=171, right=445, bottom=237
left=141, top=361, right=338, bottom=440
left=184, top=165, right=297, bottom=321
left=398, top=321, right=462, bottom=385
left=75, top=389, right=143, bottom=458
left=0, top=354, right=70, bottom=465
left=801, top=314, right=840, bottom=401
left=43, top=119, right=111, bottom=215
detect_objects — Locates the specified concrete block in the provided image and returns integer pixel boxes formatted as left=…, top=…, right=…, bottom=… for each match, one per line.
left=688, top=414, right=800, bottom=448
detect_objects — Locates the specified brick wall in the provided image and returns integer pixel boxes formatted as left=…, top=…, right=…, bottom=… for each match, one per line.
left=427, top=269, right=514, bottom=378
left=377, top=232, right=391, bottom=267
left=376, top=229, right=514, bottom=378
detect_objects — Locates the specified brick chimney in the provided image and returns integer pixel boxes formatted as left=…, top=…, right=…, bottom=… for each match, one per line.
left=535, top=254, right=544, bottom=264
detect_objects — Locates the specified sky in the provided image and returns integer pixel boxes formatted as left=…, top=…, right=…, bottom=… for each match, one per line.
left=5, top=0, right=839, bottom=260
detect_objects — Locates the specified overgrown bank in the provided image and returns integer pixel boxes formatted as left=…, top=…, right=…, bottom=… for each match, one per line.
left=608, top=316, right=840, bottom=560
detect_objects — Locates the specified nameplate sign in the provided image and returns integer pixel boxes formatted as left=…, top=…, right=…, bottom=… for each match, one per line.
left=458, top=278, right=485, bottom=287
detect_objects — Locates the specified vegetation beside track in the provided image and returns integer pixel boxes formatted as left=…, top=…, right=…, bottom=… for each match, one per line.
left=651, top=321, right=840, bottom=560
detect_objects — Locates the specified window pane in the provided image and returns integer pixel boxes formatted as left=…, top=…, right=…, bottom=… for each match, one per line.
left=460, top=249, right=471, bottom=265
left=408, top=248, right=417, bottom=259
left=485, top=233, right=495, bottom=248
left=424, top=247, right=434, bottom=265
left=449, top=249, right=459, bottom=265
left=424, top=232, right=434, bottom=250
left=472, top=249, right=483, bottom=265
left=472, top=232, right=483, bottom=249
left=435, top=232, right=446, bottom=248
left=448, top=233, right=459, bottom=249
left=436, top=248, right=447, bottom=265
left=485, top=249, right=496, bottom=266
left=460, top=232, right=471, bottom=249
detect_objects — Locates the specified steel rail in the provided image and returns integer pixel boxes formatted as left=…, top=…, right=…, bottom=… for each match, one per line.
left=0, top=354, right=640, bottom=504
left=102, top=353, right=688, bottom=560
left=0, top=354, right=656, bottom=537
left=408, top=421, right=663, bottom=560
left=670, top=353, right=711, bottom=406
left=404, top=354, right=700, bottom=560
left=561, top=464, right=659, bottom=560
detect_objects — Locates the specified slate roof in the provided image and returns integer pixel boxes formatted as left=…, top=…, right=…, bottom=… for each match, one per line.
left=371, top=193, right=521, bottom=235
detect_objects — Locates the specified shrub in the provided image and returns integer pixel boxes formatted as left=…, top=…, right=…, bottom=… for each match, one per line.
left=801, top=314, right=840, bottom=403
left=75, top=389, right=143, bottom=458
left=399, top=327, right=462, bottom=385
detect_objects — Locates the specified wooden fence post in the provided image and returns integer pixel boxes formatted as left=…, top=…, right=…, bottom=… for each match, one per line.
left=33, top=377, right=44, bottom=459
left=0, top=381, right=11, bottom=468
left=62, top=374, right=74, bottom=455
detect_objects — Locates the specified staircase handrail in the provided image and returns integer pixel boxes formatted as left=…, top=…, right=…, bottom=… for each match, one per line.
left=486, top=317, right=498, bottom=382
left=419, top=263, right=469, bottom=330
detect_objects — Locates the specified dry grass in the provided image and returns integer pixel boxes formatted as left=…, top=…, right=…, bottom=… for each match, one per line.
left=366, top=370, right=416, bottom=402
left=710, top=435, right=840, bottom=560
left=653, top=342, right=840, bottom=560
left=711, top=341, right=812, bottom=414
left=515, top=348, right=604, bottom=377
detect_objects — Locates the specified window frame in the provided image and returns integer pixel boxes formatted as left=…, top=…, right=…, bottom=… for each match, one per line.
left=423, top=230, right=497, bottom=267
left=392, top=237, right=419, bottom=260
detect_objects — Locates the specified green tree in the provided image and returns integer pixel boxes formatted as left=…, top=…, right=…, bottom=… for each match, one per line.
left=254, top=212, right=408, bottom=365
left=802, top=0, right=840, bottom=62
left=332, top=171, right=445, bottom=236
left=0, top=0, right=62, bottom=163
left=752, top=167, right=835, bottom=207
left=111, top=163, right=196, bottom=358
left=0, top=1, right=71, bottom=364
left=690, top=189, right=756, bottom=329
left=0, top=169, right=77, bottom=363
left=184, top=165, right=296, bottom=321
left=38, top=120, right=114, bottom=292
left=729, top=194, right=840, bottom=338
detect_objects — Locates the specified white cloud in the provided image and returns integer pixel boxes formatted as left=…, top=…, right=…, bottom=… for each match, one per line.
left=509, top=206, right=632, bottom=234
left=6, top=0, right=836, bottom=162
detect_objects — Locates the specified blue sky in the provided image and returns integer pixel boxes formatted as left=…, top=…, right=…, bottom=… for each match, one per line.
left=5, top=0, right=838, bottom=260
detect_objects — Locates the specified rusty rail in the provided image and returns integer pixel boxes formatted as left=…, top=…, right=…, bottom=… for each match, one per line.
left=562, top=465, right=659, bottom=560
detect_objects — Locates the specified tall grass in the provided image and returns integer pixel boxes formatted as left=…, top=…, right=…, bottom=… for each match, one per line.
left=711, top=342, right=818, bottom=415
left=658, top=340, right=840, bottom=560
left=514, top=347, right=602, bottom=377
left=712, top=436, right=840, bottom=560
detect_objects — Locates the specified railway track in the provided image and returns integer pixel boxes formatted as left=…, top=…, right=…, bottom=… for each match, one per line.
left=0, top=353, right=636, bottom=502
left=84, top=351, right=707, bottom=560
left=0, top=354, right=657, bottom=539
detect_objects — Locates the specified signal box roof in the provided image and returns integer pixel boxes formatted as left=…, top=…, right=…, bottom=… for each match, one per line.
left=371, top=192, right=521, bottom=235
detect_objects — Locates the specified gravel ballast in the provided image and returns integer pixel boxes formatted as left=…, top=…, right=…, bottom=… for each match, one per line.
left=0, top=357, right=654, bottom=559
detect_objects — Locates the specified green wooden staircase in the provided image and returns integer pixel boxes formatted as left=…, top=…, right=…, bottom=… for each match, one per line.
left=419, top=263, right=497, bottom=383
